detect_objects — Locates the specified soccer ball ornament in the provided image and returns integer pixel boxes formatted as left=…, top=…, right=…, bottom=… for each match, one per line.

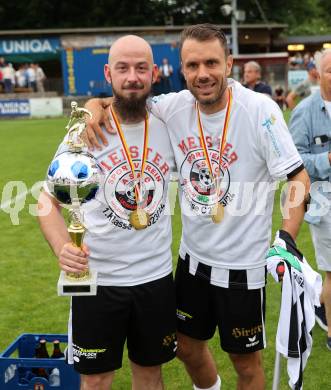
left=46, top=151, right=103, bottom=205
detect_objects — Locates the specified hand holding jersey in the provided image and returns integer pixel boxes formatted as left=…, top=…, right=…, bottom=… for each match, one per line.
left=266, top=230, right=303, bottom=282
left=266, top=230, right=322, bottom=390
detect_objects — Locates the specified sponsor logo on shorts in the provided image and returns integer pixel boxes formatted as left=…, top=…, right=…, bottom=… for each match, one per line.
left=72, top=343, right=107, bottom=362
left=232, top=325, right=262, bottom=347
left=176, top=309, right=193, bottom=321
left=232, top=325, right=263, bottom=339
left=246, top=335, right=259, bottom=348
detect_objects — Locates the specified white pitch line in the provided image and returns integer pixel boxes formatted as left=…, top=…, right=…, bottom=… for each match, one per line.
left=0, top=188, right=32, bottom=210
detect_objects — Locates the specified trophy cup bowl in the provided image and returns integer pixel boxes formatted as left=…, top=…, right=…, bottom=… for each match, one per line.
left=47, top=152, right=100, bottom=206
left=45, top=102, right=103, bottom=296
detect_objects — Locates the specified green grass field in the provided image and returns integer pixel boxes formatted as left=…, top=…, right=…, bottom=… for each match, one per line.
left=0, top=117, right=329, bottom=389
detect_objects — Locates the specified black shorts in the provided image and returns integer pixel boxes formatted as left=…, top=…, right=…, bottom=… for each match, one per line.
left=70, top=273, right=177, bottom=374
left=175, top=257, right=266, bottom=354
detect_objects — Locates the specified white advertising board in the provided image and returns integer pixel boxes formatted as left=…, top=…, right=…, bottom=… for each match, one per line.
left=29, top=98, right=63, bottom=117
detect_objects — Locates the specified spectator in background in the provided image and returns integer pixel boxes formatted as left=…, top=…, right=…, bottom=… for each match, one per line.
left=0, top=68, right=3, bottom=93
left=27, top=63, right=37, bottom=91
left=294, top=52, right=304, bottom=66
left=15, top=64, right=27, bottom=88
left=303, top=52, right=314, bottom=68
left=152, top=66, right=163, bottom=96
left=289, top=49, right=331, bottom=351
left=159, top=57, right=173, bottom=93
left=286, top=62, right=319, bottom=109
left=243, top=61, right=272, bottom=96
left=2, top=63, right=15, bottom=93
left=0, top=57, right=5, bottom=92
left=273, top=85, right=286, bottom=111
left=289, top=56, right=300, bottom=70
left=35, top=63, right=46, bottom=93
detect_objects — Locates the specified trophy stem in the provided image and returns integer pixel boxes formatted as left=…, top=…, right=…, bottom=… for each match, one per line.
left=66, top=219, right=90, bottom=281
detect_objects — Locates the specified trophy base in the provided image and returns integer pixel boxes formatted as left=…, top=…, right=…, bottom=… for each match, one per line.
left=57, top=270, right=97, bottom=296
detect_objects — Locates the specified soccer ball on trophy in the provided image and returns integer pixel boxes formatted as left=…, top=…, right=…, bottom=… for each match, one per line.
left=47, top=151, right=101, bottom=206
left=45, top=101, right=104, bottom=296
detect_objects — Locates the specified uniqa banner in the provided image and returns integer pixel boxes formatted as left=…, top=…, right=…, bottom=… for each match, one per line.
left=0, top=38, right=60, bottom=55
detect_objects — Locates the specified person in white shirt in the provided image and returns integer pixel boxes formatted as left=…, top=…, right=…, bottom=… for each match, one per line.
left=38, top=35, right=176, bottom=390
left=15, top=64, right=27, bottom=88
left=2, top=63, right=15, bottom=93
left=159, top=57, right=173, bottom=93
left=27, top=63, right=37, bottom=91
left=35, top=63, right=46, bottom=93
left=83, top=24, right=310, bottom=390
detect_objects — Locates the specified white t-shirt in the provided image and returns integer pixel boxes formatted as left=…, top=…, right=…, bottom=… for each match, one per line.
left=16, top=70, right=26, bottom=87
left=27, top=67, right=36, bottom=82
left=48, top=115, right=175, bottom=286
left=152, top=79, right=302, bottom=288
left=36, top=66, right=45, bottom=82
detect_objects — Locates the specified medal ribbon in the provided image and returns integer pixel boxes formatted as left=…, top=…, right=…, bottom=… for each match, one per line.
left=109, top=105, right=149, bottom=204
left=196, top=87, right=233, bottom=181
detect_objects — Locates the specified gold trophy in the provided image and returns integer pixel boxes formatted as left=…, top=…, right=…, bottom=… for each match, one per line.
left=46, top=102, right=103, bottom=296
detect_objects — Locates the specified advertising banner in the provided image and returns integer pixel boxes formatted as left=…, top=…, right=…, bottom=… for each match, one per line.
left=29, top=98, right=63, bottom=117
left=288, top=70, right=308, bottom=90
left=0, top=100, right=30, bottom=116
left=0, top=38, right=60, bottom=55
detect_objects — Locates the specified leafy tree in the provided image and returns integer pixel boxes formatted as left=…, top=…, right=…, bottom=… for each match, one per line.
left=0, top=0, right=329, bottom=35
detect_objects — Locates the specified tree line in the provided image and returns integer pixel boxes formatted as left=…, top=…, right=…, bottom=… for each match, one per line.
left=0, top=0, right=330, bottom=35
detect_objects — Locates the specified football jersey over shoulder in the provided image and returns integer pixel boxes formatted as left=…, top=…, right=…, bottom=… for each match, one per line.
left=51, top=114, right=175, bottom=287
left=153, top=80, right=302, bottom=288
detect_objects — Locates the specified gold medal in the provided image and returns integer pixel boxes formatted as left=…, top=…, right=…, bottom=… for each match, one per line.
left=196, top=88, right=232, bottom=224
left=129, top=208, right=150, bottom=230
left=110, top=106, right=151, bottom=228
left=211, top=203, right=224, bottom=224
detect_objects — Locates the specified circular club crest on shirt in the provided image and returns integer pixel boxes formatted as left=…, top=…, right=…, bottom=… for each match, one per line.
left=180, top=149, right=230, bottom=214
left=103, top=160, right=165, bottom=226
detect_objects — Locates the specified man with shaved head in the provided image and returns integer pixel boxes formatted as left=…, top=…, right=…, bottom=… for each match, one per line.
left=38, top=34, right=177, bottom=389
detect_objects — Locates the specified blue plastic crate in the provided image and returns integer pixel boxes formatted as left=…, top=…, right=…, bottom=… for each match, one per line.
left=0, top=334, right=80, bottom=389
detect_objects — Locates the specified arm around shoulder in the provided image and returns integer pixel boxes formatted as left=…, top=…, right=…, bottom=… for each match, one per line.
left=84, top=97, right=114, bottom=150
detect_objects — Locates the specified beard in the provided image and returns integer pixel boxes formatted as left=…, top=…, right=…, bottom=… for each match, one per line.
left=112, top=84, right=150, bottom=122
left=190, top=77, right=228, bottom=108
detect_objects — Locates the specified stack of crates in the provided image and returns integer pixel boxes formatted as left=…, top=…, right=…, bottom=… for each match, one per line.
left=0, top=334, right=80, bottom=389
